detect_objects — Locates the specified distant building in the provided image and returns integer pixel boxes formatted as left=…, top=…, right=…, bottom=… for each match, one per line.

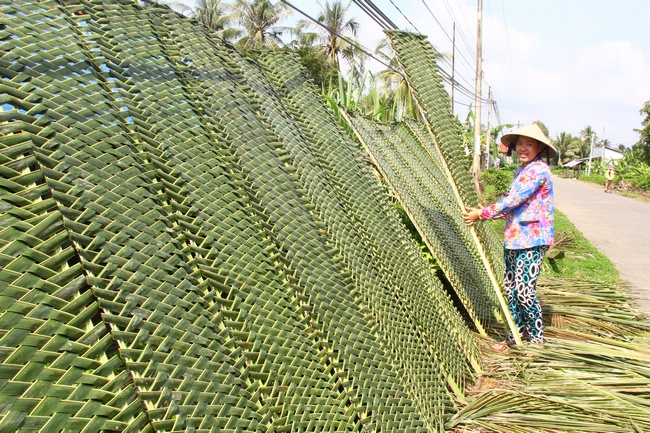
left=589, top=144, right=624, bottom=164
left=562, top=145, right=624, bottom=170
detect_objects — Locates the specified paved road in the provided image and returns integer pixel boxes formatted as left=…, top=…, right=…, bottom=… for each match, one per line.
left=552, top=175, right=650, bottom=314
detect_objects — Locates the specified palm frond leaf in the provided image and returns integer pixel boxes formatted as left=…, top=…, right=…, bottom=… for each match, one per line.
left=383, top=30, right=518, bottom=342
left=344, top=111, right=503, bottom=338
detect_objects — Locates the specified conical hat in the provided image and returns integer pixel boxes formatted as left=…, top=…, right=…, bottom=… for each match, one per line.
left=500, top=124, right=557, bottom=160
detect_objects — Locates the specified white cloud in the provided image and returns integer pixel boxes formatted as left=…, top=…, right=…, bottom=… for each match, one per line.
left=480, top=11, right=649, bottom=145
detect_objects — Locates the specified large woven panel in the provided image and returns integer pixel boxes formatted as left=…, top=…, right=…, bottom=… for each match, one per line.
left=1, top=1, right=480, bottom=433
left=386, top=31, right=517, bottom=339
left=251, top=51, right=475, bottom=428
left=386, top=31, right=504, bottom=278
left=347, top=114, right=500, bottom=334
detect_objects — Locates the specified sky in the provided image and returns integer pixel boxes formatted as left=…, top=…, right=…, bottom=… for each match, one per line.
left=175, top=1, right=650, bottom=147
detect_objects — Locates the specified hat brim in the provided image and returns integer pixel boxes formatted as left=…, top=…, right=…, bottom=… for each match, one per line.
left=500, top=125, right=557, bottom=160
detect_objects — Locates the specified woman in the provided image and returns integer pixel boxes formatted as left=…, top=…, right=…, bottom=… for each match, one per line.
left=604, top=165, right=615, bottom=193
left=463, top=124, right=557, bottom=352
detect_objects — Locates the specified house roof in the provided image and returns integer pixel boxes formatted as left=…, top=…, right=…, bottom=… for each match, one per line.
left=563, top=158, right=589, bottom=168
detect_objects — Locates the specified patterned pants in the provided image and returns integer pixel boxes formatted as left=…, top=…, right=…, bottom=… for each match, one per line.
left=504, top=246, right=548, bottom=344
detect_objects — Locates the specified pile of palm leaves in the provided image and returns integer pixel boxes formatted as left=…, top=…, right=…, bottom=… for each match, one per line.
left=449, top=277, right=650, bottom=433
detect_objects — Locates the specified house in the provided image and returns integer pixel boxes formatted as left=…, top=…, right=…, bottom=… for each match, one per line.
left=562, top=145, right=624, bottom=169
left=589, top=144, right=624, bottom=164
left=561, top=145, right=624, bottom=178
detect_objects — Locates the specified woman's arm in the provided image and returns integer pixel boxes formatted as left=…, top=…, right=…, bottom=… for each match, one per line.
left=484, top=165, right=546, bottom=218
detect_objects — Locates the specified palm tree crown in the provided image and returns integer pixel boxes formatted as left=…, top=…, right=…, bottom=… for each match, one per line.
left=298, top=0, right=364, bottom=76
left=231, top=0, right=292, bottom=50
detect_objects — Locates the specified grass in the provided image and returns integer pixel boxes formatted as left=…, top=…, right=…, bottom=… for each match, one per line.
left=489, top=210, right=620, bottom=285
left=542, top=211, right=619, bottom=284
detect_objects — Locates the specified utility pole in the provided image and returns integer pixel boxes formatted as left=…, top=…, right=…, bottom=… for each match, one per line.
left=451, top=22, right=456, bottom=114
left=587, top=131, right=594, bottom=176
left=484, top=86, right=492, bottom=169
left=471, top=0, right=483, bottom=189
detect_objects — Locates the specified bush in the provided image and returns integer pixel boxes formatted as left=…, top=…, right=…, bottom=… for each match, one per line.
left=633, top=174, right=650, bottom=191
left=580, top=173, right=606, bottom=187
left=479, top=168, right=514, bottom=204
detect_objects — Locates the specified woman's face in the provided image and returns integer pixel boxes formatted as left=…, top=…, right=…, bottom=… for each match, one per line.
left=515, top=137, right=544, bottom=165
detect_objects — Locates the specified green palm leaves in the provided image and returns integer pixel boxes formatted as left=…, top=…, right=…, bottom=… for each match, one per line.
left=3, top=3, right=648, bottom=433
left=1, top=2, right=476, bottom=432
left=382, top=30, right=517, bottom=343
left=345, top=114, right=501, bottom=338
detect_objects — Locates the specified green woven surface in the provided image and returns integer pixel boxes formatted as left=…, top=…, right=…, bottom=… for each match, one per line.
left=1, top=1, right=481, bottom=433
left=347, top=114, right=500, bottom=332
left=251, top=51, right=478, bottom=428
left=386, top=31, right=504, bottom=279
left=3, top=7, right=641, bottom=433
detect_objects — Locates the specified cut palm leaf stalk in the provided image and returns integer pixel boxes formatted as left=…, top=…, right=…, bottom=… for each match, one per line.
left=540, top=277, right=650, bottom=332
left=386, top=30, right=522, bottom=345
left=458, top=292, right=650, bottom=433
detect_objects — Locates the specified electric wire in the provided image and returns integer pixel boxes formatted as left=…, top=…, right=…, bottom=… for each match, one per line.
left=352, top=0, right=398, bottom=30
left=382, top=0, right=479, bottom=100
left=387, top=0, right=421, bottom=34
left=439, top=0, right=476, bottom=64
left=280, top=0, right=490, bottom=105
left=380, top=2, right=489, bottom=104
left=423, top=0, right=477, bottom=89
left=280, top=0, right=401, bottom=76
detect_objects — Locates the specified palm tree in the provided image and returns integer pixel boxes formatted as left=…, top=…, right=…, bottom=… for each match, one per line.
left=297, top=1, right=365, bottom=84
left=580, top=125, right=597, bottom=149
left=371, top=38, right=420, bottom=122
left=569, top=136, right=590, bottom=159
left=554, top=132, right=572, bottom=165
left=231, top=0, right=292, bottom=50
left=194, top=0, right=240, bottom=42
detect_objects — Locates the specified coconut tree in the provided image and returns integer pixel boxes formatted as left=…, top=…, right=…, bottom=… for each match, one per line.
left=297, top=1, right=365, bottom=86
left=567, top=136, right=590, bottom=160
left=230, top=0, right=292, bottom=50
left=370, top=38, right=421, bottom=122
left=579, top=125, right=597, bottom=149
left=554, top=132, right=573, bottom=165
left=194, top=0, right=240, bottom=42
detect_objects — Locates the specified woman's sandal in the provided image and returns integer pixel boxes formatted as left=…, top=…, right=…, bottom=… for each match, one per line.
left=490, top=341, right=511, bottom=353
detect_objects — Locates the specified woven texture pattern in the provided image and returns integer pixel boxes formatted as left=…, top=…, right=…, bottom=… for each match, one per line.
left=1, top=2, right=478, bottom=433
left=385, top=31, right=517, bottom=337
left=347, top=114, right=500, bottom=333
left=386, top=31, right=504, bottom=276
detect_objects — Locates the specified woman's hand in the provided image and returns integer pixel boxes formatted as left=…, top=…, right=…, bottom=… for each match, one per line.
left=463, top=207, right=482, bottom=226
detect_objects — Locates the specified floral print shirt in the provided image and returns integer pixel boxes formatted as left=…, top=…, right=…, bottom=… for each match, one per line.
left=480, top=157, right=554, bottom=249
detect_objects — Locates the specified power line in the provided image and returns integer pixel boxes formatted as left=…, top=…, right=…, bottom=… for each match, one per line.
left=352, top=0, right=398, bottom=30
left=433, top=0, right=480, bottom=88
left=374, top=2, right=486, bottom=104
left=280, top=0, right=491, bottom=105
left=387, top=0, right=421, bottom=34
left=280, top=0, right=401, bottom=75
left=383, top=0, right=483, bottom=103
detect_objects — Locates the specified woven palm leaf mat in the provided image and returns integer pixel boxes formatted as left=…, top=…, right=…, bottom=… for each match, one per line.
left=0, top=1, right=489, bottom=432
left=346, top=113, right=500, bottom=335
